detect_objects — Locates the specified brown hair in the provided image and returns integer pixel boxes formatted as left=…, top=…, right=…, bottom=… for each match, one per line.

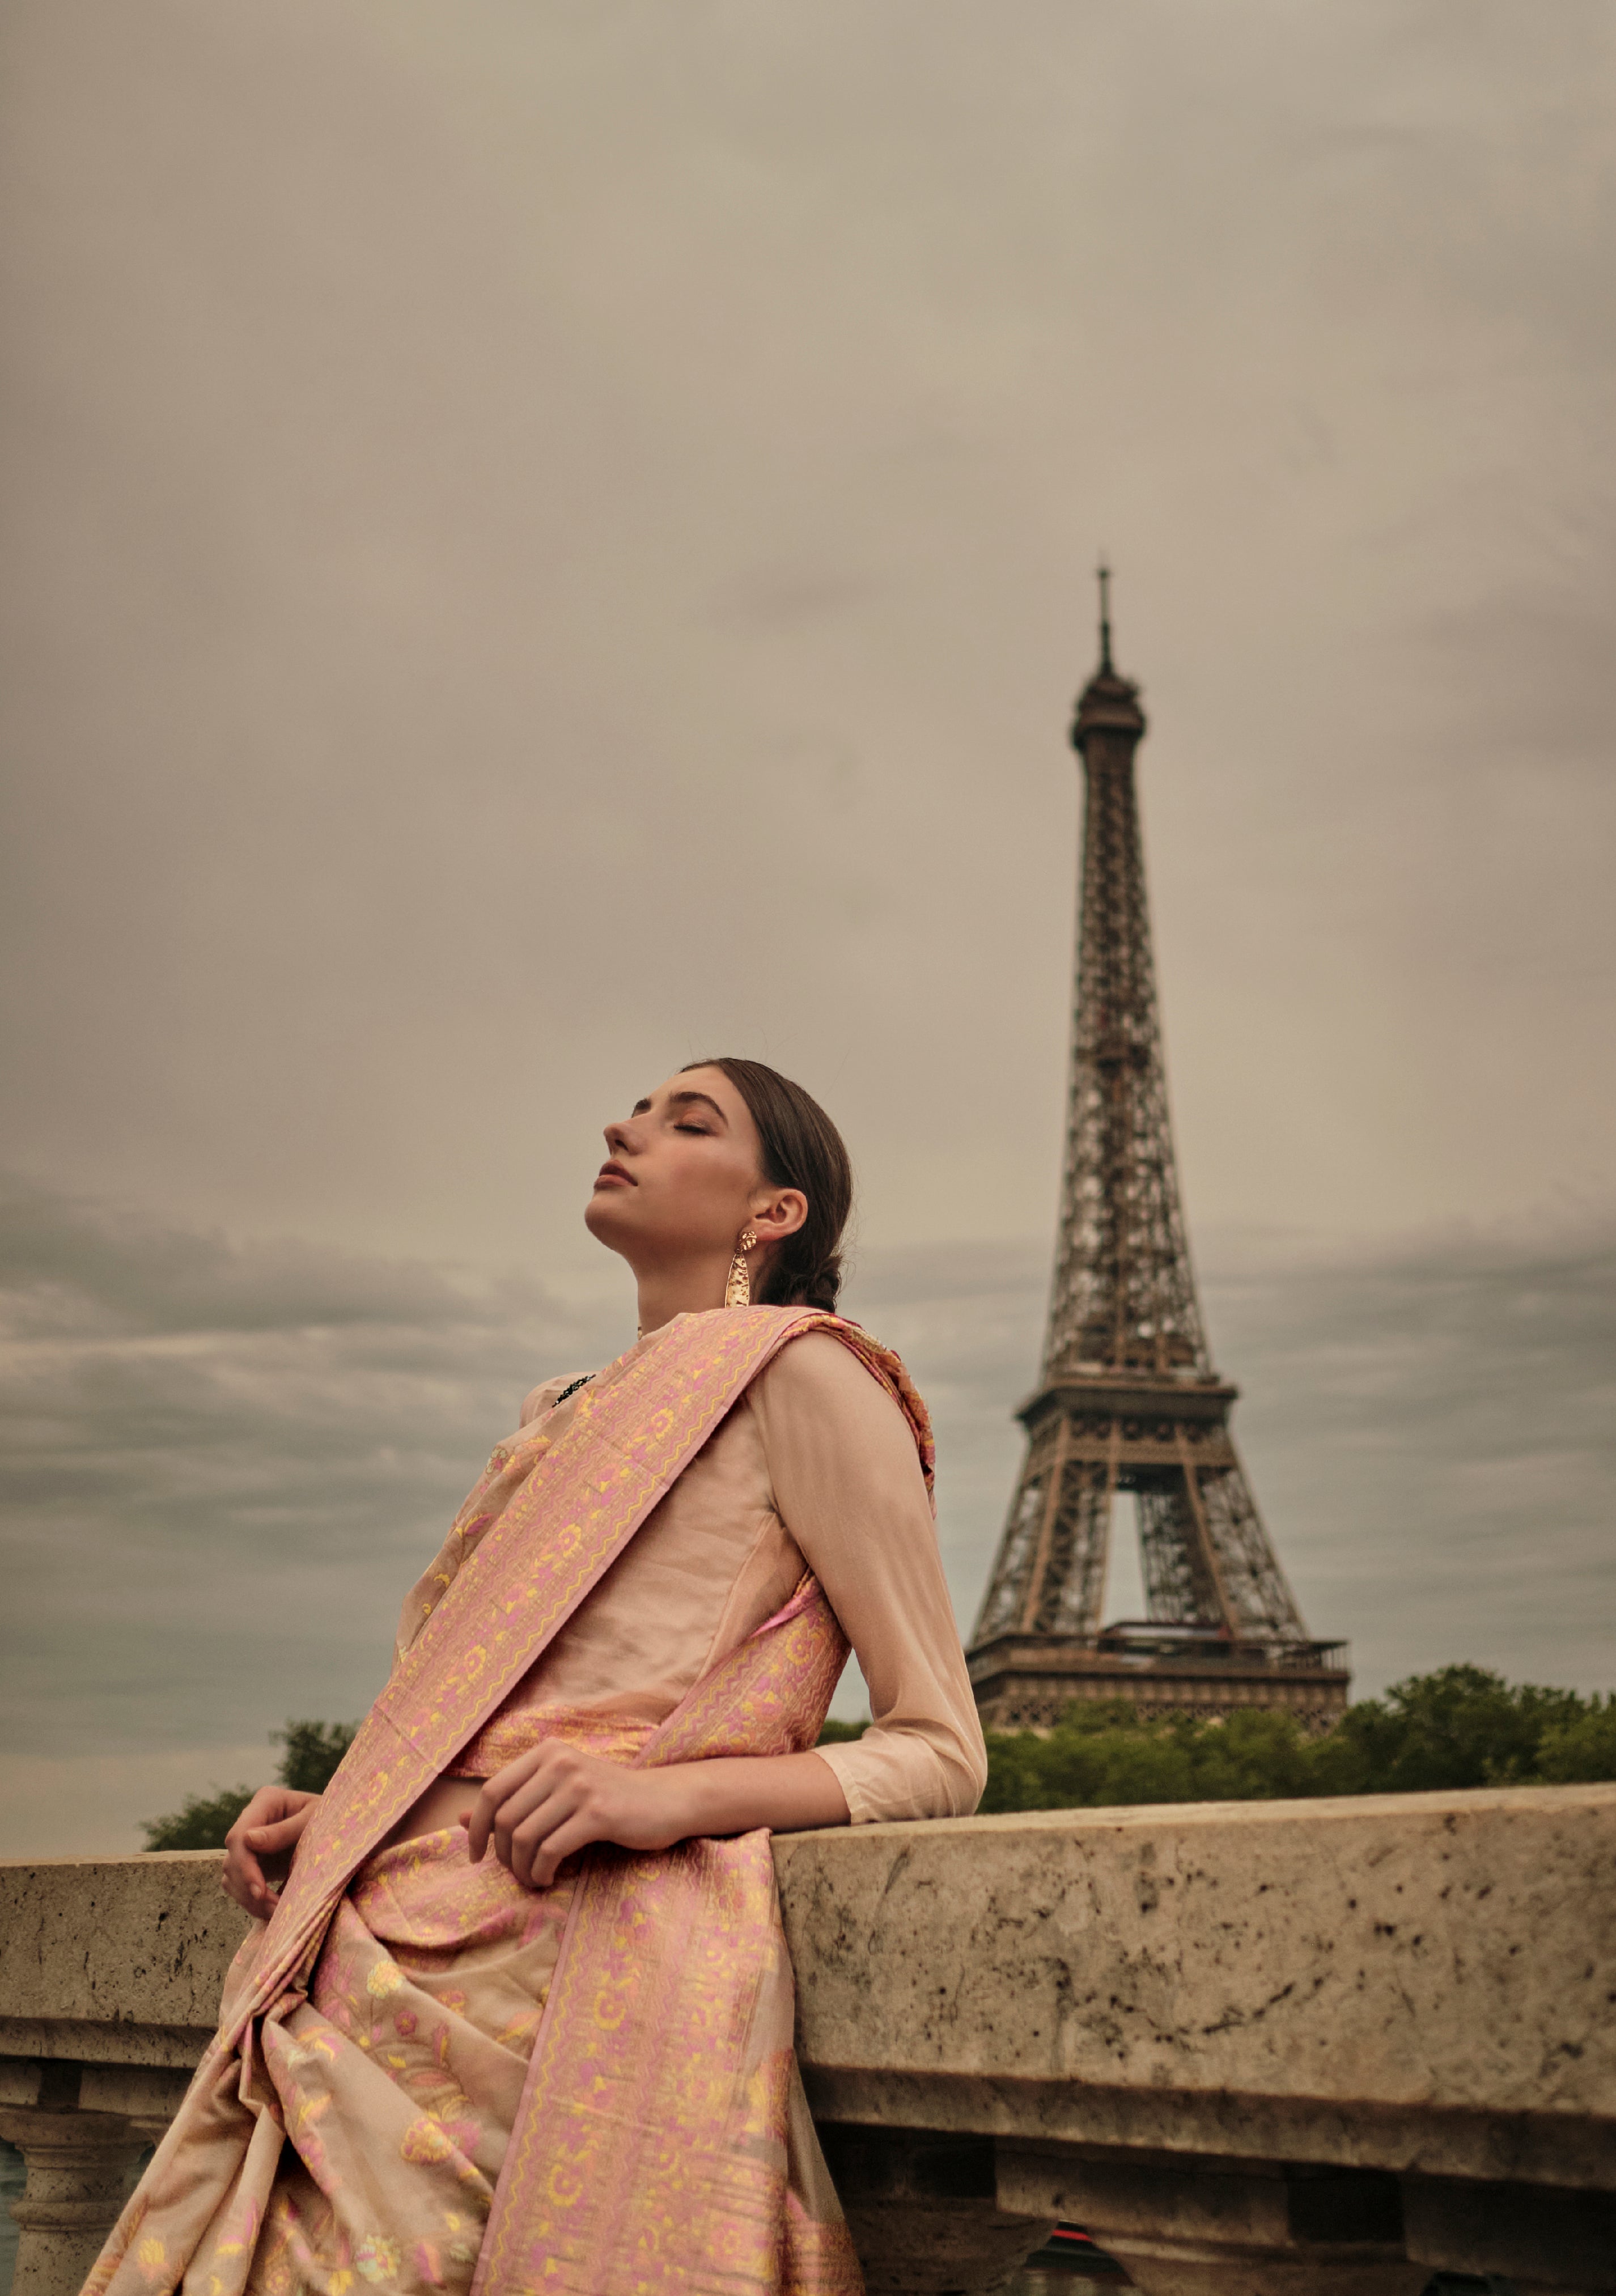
left=684, top=1058, right=853, bottom=1313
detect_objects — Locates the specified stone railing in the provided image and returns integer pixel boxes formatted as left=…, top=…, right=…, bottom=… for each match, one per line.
left=3, top=1784, right=1613, bottom=2295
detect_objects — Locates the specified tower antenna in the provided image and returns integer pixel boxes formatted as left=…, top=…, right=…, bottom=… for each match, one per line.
left=1097, top=559, right=1113, bottom=673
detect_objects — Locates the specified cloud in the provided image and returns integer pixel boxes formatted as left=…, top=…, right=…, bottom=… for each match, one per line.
left=1194, top=1220, right=1616, bottom=1695
left=850, top=1220, right=1616, bottom=1707
left=1, top=0, right=1611, bottom=1285
left=0, top=1173, right=625, bottom=1798
left=3, top=1177, right=1610, bottom=1855
left=0, top=0, right=1610, bottom=1860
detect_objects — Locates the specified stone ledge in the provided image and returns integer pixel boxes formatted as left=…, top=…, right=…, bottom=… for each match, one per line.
left=772, top=1781, right=1616, bottom=2187
left=2, top=1785, right=1613, bottom=2293
left=0, top=1851, right=246, bottom=2034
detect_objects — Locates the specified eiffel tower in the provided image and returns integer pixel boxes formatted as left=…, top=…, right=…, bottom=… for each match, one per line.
left=968, top=576, right=1348, bottom=1731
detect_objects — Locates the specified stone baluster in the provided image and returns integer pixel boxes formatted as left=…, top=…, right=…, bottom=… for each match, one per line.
left=0, top=2068, right=146, bottom=2296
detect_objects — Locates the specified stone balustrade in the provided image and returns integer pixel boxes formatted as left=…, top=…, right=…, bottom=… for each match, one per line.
left=2, top=1784, right=1613, bottom=2295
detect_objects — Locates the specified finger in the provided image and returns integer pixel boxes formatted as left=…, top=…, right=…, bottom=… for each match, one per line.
left=466, top=1785, right=501, bottom=1865
left=497, top=1782, right=576, bottom=1881
left=469, top=1774, right=542, bottom=1865
left=226, top=1790, right=290, bottom=1851
left=527, top=1810, right=599, bottom=1890
left=221, top=1858, right=274, bottom=1915
left=506, top=1797, right=569, bottom=1888
left=241, top=1871, right=277, bottom=1913
left=507, top=1778, right=592, bottom=1887
left=244, top=1814, right=308, bottom=1853
left=492, top=1771, right=573, bottom=1837
left=469, top=1746, right=579, bottom=1868
left=231, top=1848, right=268, bottom=1903
left=481, top=1745, right=553, bottom=1805
left=508, top=1818, right=549, bottom=1891
left=470, top=1742, right=558, bottom=1861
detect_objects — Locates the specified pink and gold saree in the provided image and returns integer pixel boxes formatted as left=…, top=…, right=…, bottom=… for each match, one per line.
left=86, top=1307, right=934, bottom=2296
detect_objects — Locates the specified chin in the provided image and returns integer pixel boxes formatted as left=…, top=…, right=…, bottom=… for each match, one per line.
left=583, top=1192, right=629, bottom=1247
left=578, top=1185, right=633, bottom=1258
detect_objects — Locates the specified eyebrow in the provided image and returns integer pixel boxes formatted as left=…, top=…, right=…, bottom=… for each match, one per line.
left=632, top=1089, right=728, bottom=1123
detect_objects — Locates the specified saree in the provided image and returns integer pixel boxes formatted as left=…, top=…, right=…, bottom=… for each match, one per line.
left=86, top=1306, right=934, bottom=2296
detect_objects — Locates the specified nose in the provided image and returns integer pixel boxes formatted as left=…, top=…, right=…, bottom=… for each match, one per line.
left=603, top=1117, right=635, bottom=1156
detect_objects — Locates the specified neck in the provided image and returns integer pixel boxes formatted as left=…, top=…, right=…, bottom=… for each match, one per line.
left=632, top=1252, right=733, bottom=1341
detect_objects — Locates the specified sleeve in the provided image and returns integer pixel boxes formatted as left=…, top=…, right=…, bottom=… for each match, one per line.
left=748, top=1333, right=989, bottom=1824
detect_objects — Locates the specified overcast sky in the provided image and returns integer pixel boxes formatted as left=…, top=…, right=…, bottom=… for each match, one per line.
left=2, top=0, right=1612, bottom=1855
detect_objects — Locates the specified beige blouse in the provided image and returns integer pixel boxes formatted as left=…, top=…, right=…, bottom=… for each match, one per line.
left=436, top=1320, right=986, bottom=1825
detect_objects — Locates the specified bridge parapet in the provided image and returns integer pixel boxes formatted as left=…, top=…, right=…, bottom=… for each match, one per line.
left=2, top=1785, right=1613, bottom=2295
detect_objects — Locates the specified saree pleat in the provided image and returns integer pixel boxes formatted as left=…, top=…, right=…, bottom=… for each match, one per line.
left=477, top=1832, right=858, bottom=2296
left=147, top=1820, right=567, bottom=2296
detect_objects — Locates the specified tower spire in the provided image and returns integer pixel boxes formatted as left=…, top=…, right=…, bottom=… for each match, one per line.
left=967, top=597, right=1348, bottom=1734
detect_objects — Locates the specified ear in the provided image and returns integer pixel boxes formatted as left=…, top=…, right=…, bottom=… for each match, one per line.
left=749, top=1187, right=807, bottom=1245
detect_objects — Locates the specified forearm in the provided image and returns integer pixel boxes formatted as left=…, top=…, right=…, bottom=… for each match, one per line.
left=465, top=1740, right=851, bottom=1886
left=659, top=1750, right=849, bottom=1839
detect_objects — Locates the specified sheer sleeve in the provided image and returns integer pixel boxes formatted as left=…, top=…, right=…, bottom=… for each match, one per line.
left=747, top=1333, right=987, bottom=1823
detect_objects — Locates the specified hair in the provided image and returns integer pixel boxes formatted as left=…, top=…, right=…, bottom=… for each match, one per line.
left=683, top=1058, right=853, bottom=1313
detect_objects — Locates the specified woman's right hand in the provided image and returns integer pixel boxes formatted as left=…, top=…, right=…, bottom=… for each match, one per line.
left=222, top=1786, right=320, bottom=1916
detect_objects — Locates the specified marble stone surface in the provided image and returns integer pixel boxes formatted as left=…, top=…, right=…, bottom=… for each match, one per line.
left=773, top=1783, right=1616, bottom=2187
left=0, top=1852, right=249, bottom=2068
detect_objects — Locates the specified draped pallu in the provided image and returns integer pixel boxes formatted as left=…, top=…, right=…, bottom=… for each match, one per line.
left=86, top=1308, right=934, bottom=2296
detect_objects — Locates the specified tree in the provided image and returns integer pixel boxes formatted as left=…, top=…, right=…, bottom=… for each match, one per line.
left=273, top=1718, right=358, bottom=1793
left=140, top=1785, right=257, bottom=1851
left=1537, top=1697, right=1616, bottom=1783
left=979, top=1701, right=1315, bottom=1814
left=978, top=1666, right=1616, bottom=1814
left=1308, top=1666, right=1595, bottom=1796
left=142, top=1718, right=358, bottom=1850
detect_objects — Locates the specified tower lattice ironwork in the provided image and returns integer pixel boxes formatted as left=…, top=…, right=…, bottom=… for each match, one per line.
left=968, top=576, right=1348, bottom=1731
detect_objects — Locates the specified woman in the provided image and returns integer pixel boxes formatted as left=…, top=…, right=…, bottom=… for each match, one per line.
left=88, top=1058, right=986, bottom=2296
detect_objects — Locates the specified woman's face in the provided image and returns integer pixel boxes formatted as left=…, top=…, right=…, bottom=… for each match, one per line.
left=583, top=1066, right=805, bottom=1272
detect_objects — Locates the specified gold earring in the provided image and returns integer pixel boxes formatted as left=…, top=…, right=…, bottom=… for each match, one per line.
left=726, top=1228, right=758, bottom=1309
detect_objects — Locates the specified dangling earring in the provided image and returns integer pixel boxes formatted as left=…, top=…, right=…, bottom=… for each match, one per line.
left=726, top=1227, right=758, bottom=1309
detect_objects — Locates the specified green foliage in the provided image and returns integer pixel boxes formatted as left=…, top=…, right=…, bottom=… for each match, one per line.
left=816, top=1720, right=869, bottom=1745
left=141, top=1785, right=256, bottom=1851
left=1533, top=1696, right=1616, bottom=1784
left=274, top=1718, right=358, bottom=1793
left=142, top=1717, right=358, bottom=1849
left=979, top=1701, right=1315, bottom=1814
left=982, top=1666, right=1616, bottom=1814
left=1308, top=1665, right=1594, bottom=1795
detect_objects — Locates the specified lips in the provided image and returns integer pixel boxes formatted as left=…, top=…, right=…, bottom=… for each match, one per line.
left=595, top=1160, right=635, bottom=1187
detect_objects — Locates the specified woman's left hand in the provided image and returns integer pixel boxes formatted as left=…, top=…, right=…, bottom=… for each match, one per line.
left=462, top=1745, right=693, bottom=1890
